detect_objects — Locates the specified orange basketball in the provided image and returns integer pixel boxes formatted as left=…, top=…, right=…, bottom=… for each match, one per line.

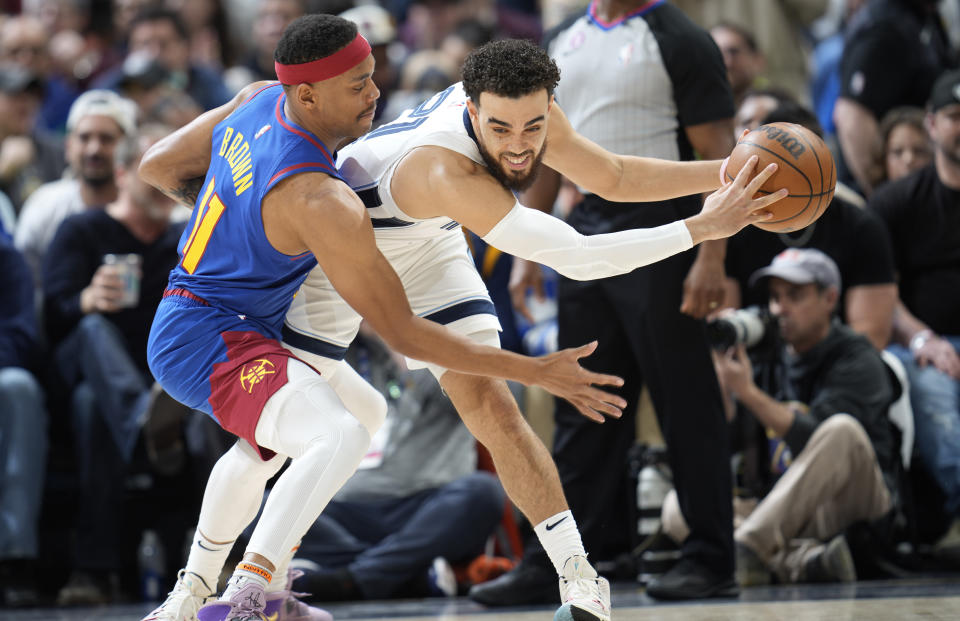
left=726, top=122, right=836, bottom=233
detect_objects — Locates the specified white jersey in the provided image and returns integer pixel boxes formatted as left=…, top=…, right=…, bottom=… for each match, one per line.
left=339, top=83, right=483, bottom=241
left=283, top=83, right=502, bottom=364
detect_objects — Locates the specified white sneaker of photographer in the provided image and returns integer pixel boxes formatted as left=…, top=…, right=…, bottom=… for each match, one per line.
left=553, top=555, right=611, bottom=621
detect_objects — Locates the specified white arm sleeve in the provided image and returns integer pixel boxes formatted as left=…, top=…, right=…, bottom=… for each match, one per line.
left=481, top=202, right=694, bottom=281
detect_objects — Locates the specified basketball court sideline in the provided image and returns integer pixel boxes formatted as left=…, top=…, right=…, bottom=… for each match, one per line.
left=4, top=577, right=958, bottom=621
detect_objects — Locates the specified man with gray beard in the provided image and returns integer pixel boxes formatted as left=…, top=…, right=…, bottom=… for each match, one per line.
left=14, top=90, right=137, bottom=295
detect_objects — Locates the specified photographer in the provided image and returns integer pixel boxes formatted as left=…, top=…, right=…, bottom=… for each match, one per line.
left=664, top=249, right=898, bottom=585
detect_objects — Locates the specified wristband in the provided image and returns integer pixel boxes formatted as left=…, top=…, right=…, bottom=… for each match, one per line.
left=910, top=329, right=934, bottom=353
left=719, top=157, right=731, bottom=186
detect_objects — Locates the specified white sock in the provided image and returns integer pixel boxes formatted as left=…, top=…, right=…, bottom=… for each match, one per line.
left=184, top=530, right=233, bottom=594
left=265, top=543, right=299, bottom=594
left=534, top=510, right=587, bottom=575
left=222, top=561, right=272, bottom=600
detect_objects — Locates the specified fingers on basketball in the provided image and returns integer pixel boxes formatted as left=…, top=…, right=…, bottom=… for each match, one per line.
left=725, top=122, right=836, bottom=233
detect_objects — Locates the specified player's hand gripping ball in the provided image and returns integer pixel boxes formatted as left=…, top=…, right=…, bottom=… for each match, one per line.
left=725, top=122, right=836, bottom=233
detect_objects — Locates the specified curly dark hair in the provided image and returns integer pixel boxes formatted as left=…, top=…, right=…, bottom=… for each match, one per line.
left=274, top=14, right=358, bottom=66
left=461, top=39, right=560, bottom=104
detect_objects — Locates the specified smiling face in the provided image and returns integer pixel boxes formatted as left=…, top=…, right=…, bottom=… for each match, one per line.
left=468, top=89, right=551, bottom=192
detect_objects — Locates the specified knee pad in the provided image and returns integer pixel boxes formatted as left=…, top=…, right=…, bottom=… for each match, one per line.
left=258, top=359, right=372, bottom=461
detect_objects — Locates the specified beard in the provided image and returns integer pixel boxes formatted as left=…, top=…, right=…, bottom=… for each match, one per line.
left=81, top=171, right=115, bottom=188
left=937, top=140, right=960, bottom=167
left=79, top=156, right=115, bottom=187
left=477, top=139, right=547, bottom=193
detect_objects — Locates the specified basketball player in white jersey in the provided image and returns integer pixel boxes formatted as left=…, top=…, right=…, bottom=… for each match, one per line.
left=145, top=39, right=783, bottom=621
left=277, top=40, right=784, bottom=621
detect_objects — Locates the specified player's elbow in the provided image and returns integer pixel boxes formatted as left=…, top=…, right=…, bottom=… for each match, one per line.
left=138, top=144, right=164, bottom=187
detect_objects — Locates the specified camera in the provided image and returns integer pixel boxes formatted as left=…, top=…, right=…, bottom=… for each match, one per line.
left=706, top=306, right=778, bottom=351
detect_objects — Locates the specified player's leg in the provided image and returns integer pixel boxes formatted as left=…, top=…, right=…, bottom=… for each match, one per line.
left=199, top=357, right=375, bottom=621
left=143, top=438, right=287, bottom=621
left=431, top=333, right=610, bottom=621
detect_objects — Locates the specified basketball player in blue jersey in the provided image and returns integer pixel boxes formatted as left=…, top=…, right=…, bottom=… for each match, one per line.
left=139, top=17, right=626, bottom=621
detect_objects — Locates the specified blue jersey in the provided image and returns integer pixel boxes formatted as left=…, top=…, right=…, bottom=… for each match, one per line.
left=148, top=83, right=344, bottom=437
left=167, top=82, right=342, bottom=337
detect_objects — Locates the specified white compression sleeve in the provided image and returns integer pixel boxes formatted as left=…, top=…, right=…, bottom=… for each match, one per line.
left=481, top=202, right=694, bottom=281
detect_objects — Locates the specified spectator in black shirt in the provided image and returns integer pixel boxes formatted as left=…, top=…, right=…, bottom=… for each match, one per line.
left=834, top=0, right=953, bottom=196
left=869, top=68, right=960, bottom=524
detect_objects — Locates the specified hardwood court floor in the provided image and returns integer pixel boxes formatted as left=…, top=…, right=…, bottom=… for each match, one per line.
left=3, top=579, right=959, bottom=621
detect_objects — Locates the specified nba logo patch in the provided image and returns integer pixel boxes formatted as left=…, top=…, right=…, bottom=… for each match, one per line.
left=618, top=43, right=634, bottom=66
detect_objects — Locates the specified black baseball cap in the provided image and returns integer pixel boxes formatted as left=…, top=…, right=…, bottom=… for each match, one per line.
left=928, top=69, right=960, bottom=113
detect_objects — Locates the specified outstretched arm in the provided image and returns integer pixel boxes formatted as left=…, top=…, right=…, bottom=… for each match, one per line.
left=394, top=147, right=783, bottom=282
left=139, top=81, right=273, bottom=207
left=267, top=174, right=627, bottom=422
left=542, top=103, right=724, bottom=202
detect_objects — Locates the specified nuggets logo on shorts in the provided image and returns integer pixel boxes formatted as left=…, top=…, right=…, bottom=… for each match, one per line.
left=239, top=358, right=276, bottom=393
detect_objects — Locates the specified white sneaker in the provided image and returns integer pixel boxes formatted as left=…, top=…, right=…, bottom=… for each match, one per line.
left=554, top=556, right=611, bottom=621
left=142, top=570, right=216, bottom=621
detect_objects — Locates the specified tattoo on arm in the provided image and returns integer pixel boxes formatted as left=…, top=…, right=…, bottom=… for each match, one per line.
left=164, top=177, right=205, bottom=208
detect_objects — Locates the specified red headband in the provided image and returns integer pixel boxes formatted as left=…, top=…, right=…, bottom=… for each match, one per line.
left=275, top=34, right=372, bottom=85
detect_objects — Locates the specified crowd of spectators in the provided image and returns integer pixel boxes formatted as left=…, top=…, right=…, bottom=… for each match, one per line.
left=1, top=0, right=960, bottom=609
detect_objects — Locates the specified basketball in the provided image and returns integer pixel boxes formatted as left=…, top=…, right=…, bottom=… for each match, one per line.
left=725, top=122, right=836, bottom=233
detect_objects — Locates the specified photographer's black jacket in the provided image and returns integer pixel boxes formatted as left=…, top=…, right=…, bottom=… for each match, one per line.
left=770, top=322, right=898, bottom=495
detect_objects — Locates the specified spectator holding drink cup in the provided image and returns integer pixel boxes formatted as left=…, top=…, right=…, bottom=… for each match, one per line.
left=42, top=124, right=195, bottom=605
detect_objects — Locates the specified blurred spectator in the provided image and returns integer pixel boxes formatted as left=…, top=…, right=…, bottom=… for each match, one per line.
left=870, top=68, right=960, bottom=529
left=0, top=14, right=80, bottom=133
left=878, top=106, right=932, bottom=184
left=666, top=249, right=897, bottom=586
left=291, top=328, right=505, bottom=601
left=0, top=189, right=14, bottom=234
left=810, top=0, right=867, bottom=141
left=15, top=89, right=137, bottom=296
left=117, top=51, right=202, bottom=127
left=725, top=102, right=897, bottom=350
left=379, top=49, right=457, bottom=123
left=710, top=22, right=766, bottom=109
left=401, top=0, right=493, bottom=52
left=112, top=0, right=156, bottom=47
left=223, top=0, right=305, bottom=93
left=23, top=0, right=90, bottom=35
left=734, top=87, right=796, bottom=136
left=480, top=1, right=738, bottom=605
left=163, top=0, right=235, bottom=68
left=833, top=0, right=953, bottom=196
left=340, top=4, right=398, bottom=126
left=442, top=18, right=494, bottom=66
left=96, top=7, right=231, bottom=111
left=673, top=0, right=830, bottom=104
left=0, top=63, right=65, bottom=213
left=0, top=234, right=47, bottom=607
left=44, top=126, right=189, bottom=605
